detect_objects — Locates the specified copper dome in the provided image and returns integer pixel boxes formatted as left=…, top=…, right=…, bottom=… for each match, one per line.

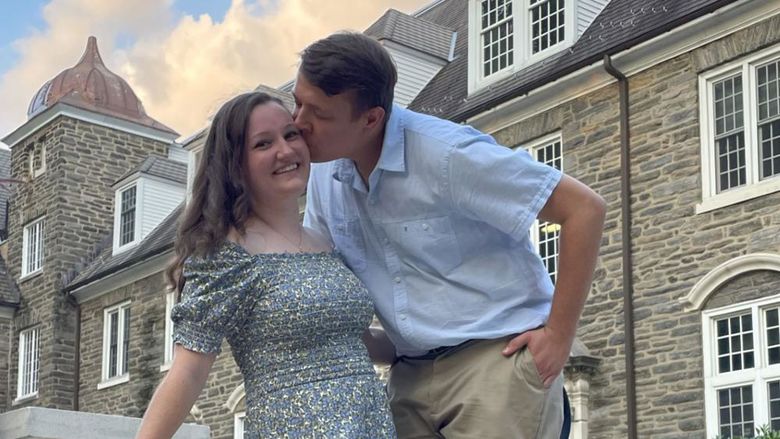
left=27, top=36, right=177, bottom=135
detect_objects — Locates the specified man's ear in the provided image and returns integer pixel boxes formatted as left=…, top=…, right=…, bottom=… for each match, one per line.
left=364, top=106, right=386, bottom=131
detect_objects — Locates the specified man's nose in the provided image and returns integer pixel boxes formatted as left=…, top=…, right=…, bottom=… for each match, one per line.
left=293, top=109, right=311, bottom=133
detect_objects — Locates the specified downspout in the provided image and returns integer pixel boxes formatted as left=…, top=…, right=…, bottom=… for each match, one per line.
left=67, top=294, right=81, bottom=412
left=603, top=54, right=637, bottom=439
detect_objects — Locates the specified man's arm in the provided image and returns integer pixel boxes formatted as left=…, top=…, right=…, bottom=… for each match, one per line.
left=502, top=174, right=606, bottom=387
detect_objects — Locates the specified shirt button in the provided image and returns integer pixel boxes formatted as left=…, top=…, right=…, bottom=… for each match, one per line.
left=400, top=315, right=407, bottom=321
left=383, top=237, right=389, bottom=244
left=394, top=277, right=401, bottom=284
left=422, top=223, right=429, bottom=231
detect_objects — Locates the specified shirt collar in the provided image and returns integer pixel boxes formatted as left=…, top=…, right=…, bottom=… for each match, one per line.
left=376, top=104, right=406, bottom=173
left=329, top=104, right=406, bottom=185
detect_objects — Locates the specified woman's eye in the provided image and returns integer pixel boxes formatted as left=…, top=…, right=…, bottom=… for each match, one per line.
left=254, top=140, right=271, bottom=149
left=285, top=130, right=300, bottom=140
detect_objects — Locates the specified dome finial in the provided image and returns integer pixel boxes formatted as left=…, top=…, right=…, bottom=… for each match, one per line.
left=77, top=36, right=105, bottom=68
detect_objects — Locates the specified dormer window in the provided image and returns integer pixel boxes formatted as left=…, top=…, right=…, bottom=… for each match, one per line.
left=114, top=184, right=138, bottom=251
left=469, top=0, right=577, bottom=93
left=530, top=0, right=565, bottom=54
left=29, top=143, right=46, bottom=178
left=480, top=0, right=515, bottom=78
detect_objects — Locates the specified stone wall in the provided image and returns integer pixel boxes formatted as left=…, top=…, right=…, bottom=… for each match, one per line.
left=490, top=14, right=780, bottom=439
left=5, top=115, right=168, bottom=410
left=0, top=317, right=11, bottom=411
left=78, top=270, right=244, bottom=439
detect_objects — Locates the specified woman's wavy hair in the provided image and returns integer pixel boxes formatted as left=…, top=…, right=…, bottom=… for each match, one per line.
left=166, top=91, right=284, bottom=295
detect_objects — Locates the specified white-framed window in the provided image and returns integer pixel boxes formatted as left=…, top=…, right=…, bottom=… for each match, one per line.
left=99, top=301, right=131, bottom=389
left=468, top=0, right=573, bottom=92
left=29, top=143, right=46, bottom=178
left=161, top=291, right=175, bottom=371
left=21, top=217, right=45, bottom=277
left=703, top=295, right=780, bottom=438
left=234, top=412, right=245, bottom=439
left=117, top=184, right=138, bottom=249
left=698, top=44, right=780, bottom=213
left=520, top=133, right=562, bottom=284
left=16, top=326, right=40, bottom=401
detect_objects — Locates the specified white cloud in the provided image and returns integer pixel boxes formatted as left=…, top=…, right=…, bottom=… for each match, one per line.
left=0, top=0, right=433, bottom=140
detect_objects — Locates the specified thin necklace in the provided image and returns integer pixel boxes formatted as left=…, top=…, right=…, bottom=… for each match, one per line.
left=246, top=222, right=305, bottom=252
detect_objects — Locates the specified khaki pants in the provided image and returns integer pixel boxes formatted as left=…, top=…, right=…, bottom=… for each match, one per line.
left=387, top=337, right=564, bottom=439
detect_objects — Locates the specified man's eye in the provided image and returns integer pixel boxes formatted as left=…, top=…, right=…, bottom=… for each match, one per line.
left=285, top=130, right=300, bottom=140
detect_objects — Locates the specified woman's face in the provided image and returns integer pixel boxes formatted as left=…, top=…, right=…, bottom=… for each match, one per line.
left=242, top=102, right=310, bottom=205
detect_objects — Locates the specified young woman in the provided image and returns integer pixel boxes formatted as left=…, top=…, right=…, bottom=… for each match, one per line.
left=135, top=92, right=395, bottom=438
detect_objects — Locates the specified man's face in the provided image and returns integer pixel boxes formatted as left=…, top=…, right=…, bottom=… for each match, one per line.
left=292, top=72, right=365, bottom=163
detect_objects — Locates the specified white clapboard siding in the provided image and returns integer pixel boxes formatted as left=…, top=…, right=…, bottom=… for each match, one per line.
left=140, top=177, right=186, bottom=239
left=385, top=41, right=448, bottom=108
left=167, top=144, right=190, bottom=164
left=577, top=0, right=610, bottom=38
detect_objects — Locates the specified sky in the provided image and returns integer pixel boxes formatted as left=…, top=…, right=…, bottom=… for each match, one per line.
left=0, top=0, right=433, bottom=149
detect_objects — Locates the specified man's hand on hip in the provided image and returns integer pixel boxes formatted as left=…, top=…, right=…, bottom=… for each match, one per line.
left=502, top=327, right=572, bottom=388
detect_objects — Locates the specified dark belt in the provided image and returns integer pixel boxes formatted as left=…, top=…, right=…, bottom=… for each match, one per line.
left=401, top=339, right=478, bottom=361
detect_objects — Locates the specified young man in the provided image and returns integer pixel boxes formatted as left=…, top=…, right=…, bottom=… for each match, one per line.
left=296, top=32, right=606, bottom=439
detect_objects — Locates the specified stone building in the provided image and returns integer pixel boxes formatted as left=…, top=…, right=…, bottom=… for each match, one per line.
left=2, top=0, right=780, bottom=438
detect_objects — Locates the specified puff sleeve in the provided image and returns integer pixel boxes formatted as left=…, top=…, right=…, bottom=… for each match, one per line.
left=171, top=250, right=258, bottom=354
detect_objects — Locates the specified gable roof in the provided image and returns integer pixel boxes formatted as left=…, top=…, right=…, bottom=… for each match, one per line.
left=114, top=155, right=188, bottom=187
left=409, top=0, right=741, bottom=121
left=64, top=204, right=182, bottom=293
left=366, top=8, right=455, bottom=61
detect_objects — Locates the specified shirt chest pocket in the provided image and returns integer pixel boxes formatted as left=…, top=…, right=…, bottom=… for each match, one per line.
left=331, top=218, right=367, bottom=272
left=386, top=216, right=462, bottom=275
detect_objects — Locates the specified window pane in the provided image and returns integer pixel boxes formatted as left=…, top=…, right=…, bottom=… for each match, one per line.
left=530, top=0, right=565, bottom=54
left=122, top=307, right=130, bottom=375
left=120, top=186, right=137, bottom=246
left=533, top=140, right=562, bottom=284
left=716, top=132, right=746, bottom=192
left=767, top=308, right=780, bottom=367
left=759, top=119, right=780, bottom=180
left=481, top=0, right=514, bottom=77
left=716, top=314, right=754, bottom=373
left=718, top=385, right=755, bottom=439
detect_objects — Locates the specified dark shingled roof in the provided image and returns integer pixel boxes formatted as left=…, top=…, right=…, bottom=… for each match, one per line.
left=409, top=0, right=740, bottom=121
left=0, top=256, right=20, bottom=307
left=65, top=204, right=182, bottom=292
left=365, top=8, right=455, bottom=61
left=115, top=155, right=187, bottom=186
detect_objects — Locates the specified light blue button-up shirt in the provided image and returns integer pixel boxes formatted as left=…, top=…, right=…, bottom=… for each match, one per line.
left=304, top=105, right=562, bottom=356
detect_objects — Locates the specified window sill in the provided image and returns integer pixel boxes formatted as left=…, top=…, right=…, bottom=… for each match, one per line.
left=696, top=177, right=780, bottom=214
left=12, top=393, right=38, bottom=406
left=19, top=269, right=44, bottom=283
left=159, top=363, right=172, bottom=373
left=97, top=374, right=129, bottom=390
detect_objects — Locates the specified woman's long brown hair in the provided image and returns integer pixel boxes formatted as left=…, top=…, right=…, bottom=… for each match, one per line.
left=166, top=92, right=284, bottom=296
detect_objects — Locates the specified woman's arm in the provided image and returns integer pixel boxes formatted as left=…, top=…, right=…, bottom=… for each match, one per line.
left=135, top=345, right=216, bottom=439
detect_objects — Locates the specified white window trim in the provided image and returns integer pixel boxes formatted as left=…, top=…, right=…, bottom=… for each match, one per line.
left=468, top=0, right=575, bottom=94
left=100, top=301, right=131, bottom=389
left=234, top=412, right=246, bottom=439
left=702, top=294, right=780, bottom=438
left=29, top=143, right=46, bottom=178
left=21, top=217, right=45, bottom=279
left=160, top=291, right=175, bottom=372
left=697, top=44, right=780, bottom=214
left=113, top=181, right=143, bottom=254
left=14, top=326, right=40, bottom=403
